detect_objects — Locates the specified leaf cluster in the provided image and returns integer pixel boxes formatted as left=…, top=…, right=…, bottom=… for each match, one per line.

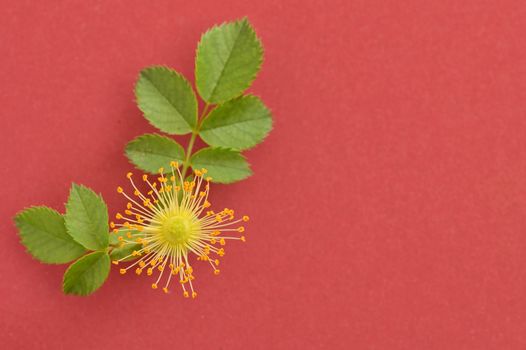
left=127, top=18, right=272, bottom=183
left=15, top=184, right=116, bottom=296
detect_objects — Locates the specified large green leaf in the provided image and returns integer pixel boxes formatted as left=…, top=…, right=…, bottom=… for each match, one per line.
left=65, top=184, right=109, bottom=250
left=63, top=251, right=110, bottom=296
left=199, top=95, right=272, bottom=150
left=125, top=133, right=185, bottom=173
left=191, top=147, right=252, bottom=184
left=195, top=18, right=263, bottom=104
left=14, top=206, right=86, bottom=264
left=135, top=66, right=197, bottom=134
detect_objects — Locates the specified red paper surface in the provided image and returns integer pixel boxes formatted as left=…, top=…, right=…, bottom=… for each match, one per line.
left=1, top=1, right=525, bottom=348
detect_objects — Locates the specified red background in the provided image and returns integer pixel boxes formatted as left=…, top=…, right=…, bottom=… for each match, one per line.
left=1, top=0, right=525, bottom=348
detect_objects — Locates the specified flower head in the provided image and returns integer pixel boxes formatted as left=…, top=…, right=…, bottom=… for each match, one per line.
left=110, top=161, right=248, bottom=298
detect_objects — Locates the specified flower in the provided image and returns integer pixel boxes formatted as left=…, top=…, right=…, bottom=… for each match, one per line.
left=110, top=161, right=248, bottom=298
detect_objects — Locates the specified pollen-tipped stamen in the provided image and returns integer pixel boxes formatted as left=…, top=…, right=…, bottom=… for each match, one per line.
left=112, top=162, right=248, bottom=297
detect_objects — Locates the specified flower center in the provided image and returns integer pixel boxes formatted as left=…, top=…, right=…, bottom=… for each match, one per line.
left=161, top=214, right=196, bottom=246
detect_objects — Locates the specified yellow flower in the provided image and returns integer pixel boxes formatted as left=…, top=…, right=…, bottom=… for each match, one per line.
left=110, top=161, right=248, bottom=298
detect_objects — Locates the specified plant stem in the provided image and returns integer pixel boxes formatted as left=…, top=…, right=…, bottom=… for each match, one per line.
left=181, top=104, right=210, bottom=179
left=181, top=131, right=197, bottom=179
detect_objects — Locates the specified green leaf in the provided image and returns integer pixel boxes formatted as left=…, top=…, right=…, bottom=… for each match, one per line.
left=65, top=184, right=109, bottom=251
left=109, top=229, right=142, bottom=262
left=196, top=18, right=263, bottom=104
left=191, top=147, right=252, bottom=184
left=14, top=206, right=86, bottom=264
left=200, top=95, right=272, bottom=150
left=63, top=251, right=110, bottom=296
left=135, top=66, right=198, bottom=134
left=109, top=228, right=140, bottom=246
left=110, top=243, right=142, bottom=262
left=125, top=134, right=185, bottom=173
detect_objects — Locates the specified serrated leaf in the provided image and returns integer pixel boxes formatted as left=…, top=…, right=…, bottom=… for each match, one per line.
left=135, top=66, right=198, bottom=134
left=196, top=18, right=263, bottom=104
left=65, top=184, right=109, bottom=250
left=63, top=251, right=110, bottom=296
left=190, top=147, right=252, bottom=184
left=125, top=134, right=185, bottom=173
left=200, top=95, right=272, bottom=150
left=14, top=206, right=86, bottom=264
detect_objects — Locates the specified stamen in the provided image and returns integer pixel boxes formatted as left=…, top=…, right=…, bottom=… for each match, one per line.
left=113, top=163, right=246, bottom=297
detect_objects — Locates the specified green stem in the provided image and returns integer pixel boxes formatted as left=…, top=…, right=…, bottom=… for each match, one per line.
left=181, top=104, right=211, bottom=179
left=181, top=131, right=197, bottom=179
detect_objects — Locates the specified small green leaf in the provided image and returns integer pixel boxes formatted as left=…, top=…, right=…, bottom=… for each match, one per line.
left=125, top=134, right=185, bottom=173
left=110, top=243, right=142, bottom=262
left=65, top=184, right=109, bottom=250
left=191, top=147, right=252, bottom=184
left=14, top=206, right=86, bottom=264
left=109, top=228, right=141, bottom=246
left=200, top=95, right=272, bottom=150
left=196, top=18, right=263, bottom=104
left=109, top=228, right=142, bottom=262
left=109, top=233, right=119, bottom=246
left=135, top=66, right=198, bottom=134
left=63, top=251, right=111, bottom=296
